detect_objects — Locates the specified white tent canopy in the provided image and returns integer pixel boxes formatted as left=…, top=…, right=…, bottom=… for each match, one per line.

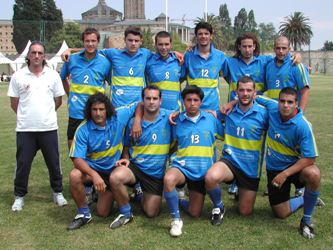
left=10, top=40, right=31, bottom=71
left=0, top=51, right=13, bottom=64
left=47, top=40, right=68, bottom=70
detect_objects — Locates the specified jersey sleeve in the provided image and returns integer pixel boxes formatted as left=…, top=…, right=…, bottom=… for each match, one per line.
left=115, top=102, right=138, bottom=126
left=100, top=48, right=114, bottom=62
left=7, top=74, right=19, bottom=97
left=60, top=61, right=69, bottom=80
left=293, top=63, right=310, bottom=90
left=123, top=119, right=134, bottom=147
left=256, top=96, right=278, bottom=112
left=52, top=71, right=65, bottom=97
left=215, top=116, right=224, bottom=140
left=69, top=126, right=89, bottom=159
left=298, top=119, right=319, bottom=158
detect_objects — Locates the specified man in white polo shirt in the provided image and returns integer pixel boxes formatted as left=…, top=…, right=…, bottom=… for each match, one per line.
left=7, top=41, right=67, bottom=211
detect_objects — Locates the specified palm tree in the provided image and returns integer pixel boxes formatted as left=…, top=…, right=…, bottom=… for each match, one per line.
left=279, top=12, right=313, bottom=51
left=194, top=14, right=224, bottom=50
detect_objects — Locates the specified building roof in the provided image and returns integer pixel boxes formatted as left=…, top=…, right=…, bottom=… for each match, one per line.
left=82, top=0, right=121, bottom=16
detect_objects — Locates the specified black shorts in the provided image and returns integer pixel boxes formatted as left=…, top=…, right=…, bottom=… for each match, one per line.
left=67, top=117, right=84, bottom=140
left=129, top=163, right=163, bottom=196
left=175, top=168, right=206, bottom=195
left=86, top=171, right=113, bottom=192
left=267, top=170, right=304, bottom=206
left=220, top=158, right=260, bottom=192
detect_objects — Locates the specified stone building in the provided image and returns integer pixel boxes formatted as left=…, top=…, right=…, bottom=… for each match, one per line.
left=0, top=20, right=17, bottom=55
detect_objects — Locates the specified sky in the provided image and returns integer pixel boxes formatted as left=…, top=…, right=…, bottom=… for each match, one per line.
left=1, top=0, right=332, bottom=50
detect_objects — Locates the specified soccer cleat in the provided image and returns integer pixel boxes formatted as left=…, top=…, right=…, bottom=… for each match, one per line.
left=211, top=207, right=225, bottom=226
left=67, top=214, right=92, bottom=230
left=12, top=196, right=24, bottom=211
left=299, top=218, right=315, bottom=239
left=110, top=214, right=133, bottom=229
left=316, top=197, right=325, bottom=207
left=53, top=192, right=68, bottom=206
left=170, top=219, right=183, bottom=237
left=295, top=187, right=304, bottom=197
left=228, top=183, right=238, bottom=195
left=130, top=183, right=143, bottom=202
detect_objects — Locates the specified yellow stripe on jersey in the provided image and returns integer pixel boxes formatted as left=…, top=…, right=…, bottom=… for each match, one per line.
left=112, top=76, right=144, bottom=87
left=151, top=81, right=180, bottom=91
left=225, top=134, right=264, bottom=151
left=176, top=146, right=214, bottom=158
left=88, top=143, right=123, bottom=160
left=131, top=144, right=170, bottom=158
left=187, top=77, right=218, bottom=88
left=297, top=63, right=310, bottom=87
left=266, top=89, right=281, bottom=99
left=70, top=83, right=105, bottom=95
left=267, top=136, right=298, bottom=156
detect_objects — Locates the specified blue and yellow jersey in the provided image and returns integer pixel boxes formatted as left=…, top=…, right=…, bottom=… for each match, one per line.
left=225, top=55, right=272, bottom=101
left=171, top=111, right=224, bottom=181
left=124, top=109, right=172, bottom=179
left=101, top=48, right=152, bottom=108
left=220, top=102, right=268, bottom=178
left=69, top=103, right=137, bottom=173
left=184, top=45, right=227, bottom=110
left=146, top=53, right=184, bottom=111
left=60, top=50, right=111, bottom=119
left=256, top=96, right=318, bottom=171
left=265, top=53, right=310, bottom=101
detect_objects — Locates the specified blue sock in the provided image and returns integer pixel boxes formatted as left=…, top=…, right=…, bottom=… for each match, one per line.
left=119, top=203, right=132, bottom=218
left=207, top=186, right=224, bottom=209
left=164, top=189, right=180, bottom=219
left=303, top=189, right=319, bottom=224
left=289, top=196, right=304, bottom=213
left=78, top=206, right=90, bottom=217
left=179, top=199, right=189, bottom=214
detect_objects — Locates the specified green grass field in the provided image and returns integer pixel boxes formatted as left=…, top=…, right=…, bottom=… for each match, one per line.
left=0, top=75, right=332, bottom=249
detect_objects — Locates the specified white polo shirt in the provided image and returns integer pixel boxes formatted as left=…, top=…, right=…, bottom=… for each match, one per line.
left=7, top=66, right=65, bottom=132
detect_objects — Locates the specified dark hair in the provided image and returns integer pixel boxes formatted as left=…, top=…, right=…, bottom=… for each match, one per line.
left=141, top=85, right=161, bottom=99
left=124, top=26, right=143, bottom=39
left=155, top=31, right=172, bottom=44
left=194, top=22, right=213, bottom=36
left=181, top=85, right=204, bottom=101
left=84, top=93, right=116, bottom=120
left=26, top=41, right=47, bottom=66
left=237, top=76, right=256, bottom=89
left=234, top=33, right=260, bottom=57
left=81, top=27, right=100, bottom=42
left=279, top=87, right=298, bottom=101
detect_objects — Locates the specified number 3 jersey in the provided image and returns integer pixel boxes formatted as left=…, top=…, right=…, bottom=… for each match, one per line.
left=221, top=102, right=268, bottom=179
left=124, top=109, right=173, bottom=179
left=171, top=111, right=224, bottom=181
left=69, top=103, right=137, bottom=173
left=60, top=50, right=111, bottom=119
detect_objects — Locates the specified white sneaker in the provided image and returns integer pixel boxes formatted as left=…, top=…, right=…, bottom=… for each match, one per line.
left=12, top=196, right=24, bottom=211
left=170, top=219, right=183, bottom=237
left=53, top=192, right=68, bottom=206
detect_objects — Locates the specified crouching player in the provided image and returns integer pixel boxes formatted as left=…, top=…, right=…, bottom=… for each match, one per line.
left=163, top=85, right=224, bottom=237
left=67, top=93, right=142, bottom=230
left=256, top=87, right=321, bottom=239
left=109, top=85, right=172, bottom=229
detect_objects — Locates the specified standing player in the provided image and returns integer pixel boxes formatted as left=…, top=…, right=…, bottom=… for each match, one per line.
left=109, top=85, right=172, bottom=229
left=8, top=41, right=67, bottom=211
left=146, top=31, right=184, bottom=111
left=163, top=85, right=224, bottom=237
left=205, top=76, right=268, bottom=224
left=183, top=22, right=228, bottom=111
left=61, top=28, right=111, bottom=149
left=67, top=93, right=142, bottom=230
left=256, top=88, right=320, bottom=239
left=265, top=36, right=310, bottom=112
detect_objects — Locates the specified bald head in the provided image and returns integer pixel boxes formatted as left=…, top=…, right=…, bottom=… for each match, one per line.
left=274, top=36, right=291, bottom=61
left=274, top=36, right=290, bottom=48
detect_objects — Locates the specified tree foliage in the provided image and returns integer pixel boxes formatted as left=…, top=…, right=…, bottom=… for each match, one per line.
left=46, top=22, right=82, bottom=53
left=247, top=10, right=257, bottom=34
left=322, top=41, right=333, bottom=51
left=279, top=12, right=313, bottom=51
left=234, top=8, right=248, bottom=38
left=218, top=4, right=234, bottom=50
left=13, top=0, right=63, bottom=53
left=258, top=22, right=277, bottom=52
left=170, top=32, right=187, bottom=52
left=141, top=27, right=154, bottom=51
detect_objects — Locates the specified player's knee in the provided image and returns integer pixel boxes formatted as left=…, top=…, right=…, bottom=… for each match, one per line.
left=205, top=170, right=219, bottom=186
left=188, top=207, right=202, bottom=218
left=144, top=207, right=160, bottom=218
left=69, top=169, right=83, bottom=185
left=302, top=165, right=321, bottom=186
left=163, top=173, right=177, bottom=189
left=109, top=172, right=123, bottom=187
left=239, top=207, right=253, bottom=216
